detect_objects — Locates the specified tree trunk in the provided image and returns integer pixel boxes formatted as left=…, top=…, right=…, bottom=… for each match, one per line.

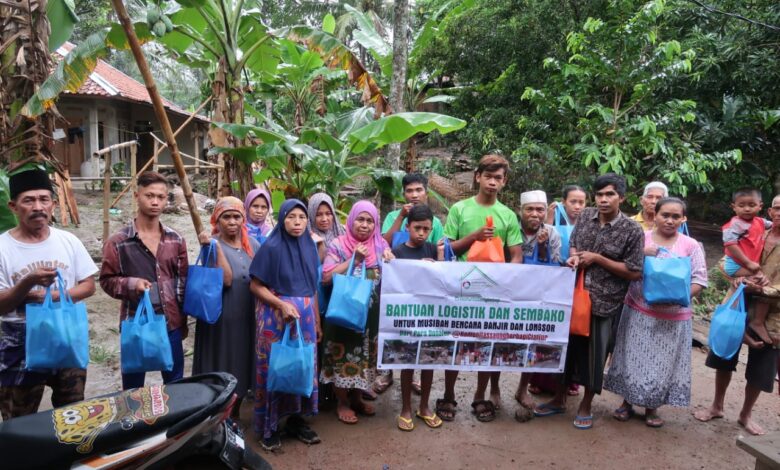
left=0, top=0, right=56, bottom=167
left=383, top=0, right=409, bottom=214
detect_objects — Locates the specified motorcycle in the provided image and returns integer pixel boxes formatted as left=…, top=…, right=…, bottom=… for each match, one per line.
left=0, top=372, right=271, bottom=470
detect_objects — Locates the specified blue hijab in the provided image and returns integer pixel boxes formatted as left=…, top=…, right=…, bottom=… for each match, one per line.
left=249, top=199, right=319, bottom=297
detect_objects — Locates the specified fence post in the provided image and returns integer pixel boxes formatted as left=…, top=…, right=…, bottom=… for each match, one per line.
left=103, top=163, right=111, bottom=244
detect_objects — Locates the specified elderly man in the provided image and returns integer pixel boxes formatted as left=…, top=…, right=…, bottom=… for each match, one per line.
left=514, top=190, right=563, bottom=420
left=632, top=181, right=668, bottom=230
left=0, top=169, right=98, bottom=419
left=695, top=194, right=780, bottom=435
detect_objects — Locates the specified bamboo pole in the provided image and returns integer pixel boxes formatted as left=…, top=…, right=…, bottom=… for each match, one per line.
left=109, top=96, right=212, bottom=208
left=102, top=163, right=111, bottom=243
left=93, top=140, right=137, bottom=157
left=110, top=0, right=203, bottom=234
left=130, top=143, right=137, bottom=214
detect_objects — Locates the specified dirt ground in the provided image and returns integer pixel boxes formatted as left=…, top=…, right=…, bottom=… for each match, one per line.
left=33, top=188, right=780, bottom=469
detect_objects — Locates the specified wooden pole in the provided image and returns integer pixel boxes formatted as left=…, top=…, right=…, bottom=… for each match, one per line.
left=109, top=96, right=212, bottom=208
left=103, top=163, right=111, bottom=243
left=54, top=173, right=68, bottom=227
left=110, top=0, right=203, bottom=235
left=130, top=143, right=137, bottom=214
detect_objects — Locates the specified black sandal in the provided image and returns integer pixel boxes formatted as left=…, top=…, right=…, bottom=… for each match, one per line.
left=435, top=398, right=458, bottom=422
left=471, top=400, right=496, bottom=422
left=260, top=432, right=282, bottom=452
left=285, top=415, right=321, bottom=445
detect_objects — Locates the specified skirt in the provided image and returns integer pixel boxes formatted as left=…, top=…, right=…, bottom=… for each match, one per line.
left=603, top=304, right=691, bottom=409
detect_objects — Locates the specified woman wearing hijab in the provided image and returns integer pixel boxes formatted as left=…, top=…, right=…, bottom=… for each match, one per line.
left=250, top=199, right=321, bottom=451
left=244, top=188, right=274, bottom=244
left=194, top=197, right=260, bottom=419
left=307, top=192, right=346, bottom=261
left=320, top=200, right=394, bottom=425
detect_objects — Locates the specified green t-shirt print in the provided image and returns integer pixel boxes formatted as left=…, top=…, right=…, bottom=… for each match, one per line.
left=443, top=197, right=523, bottom=261
left=381, top=209, right=445, bottom=244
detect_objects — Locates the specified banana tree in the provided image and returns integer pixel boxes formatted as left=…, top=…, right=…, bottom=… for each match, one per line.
left=209, top=109, right=466, bottom=210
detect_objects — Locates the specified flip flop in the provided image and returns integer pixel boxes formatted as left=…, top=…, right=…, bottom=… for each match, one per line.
left=373, top=376, right=393, bottom=394
left=573, top=414, right=593, bottom=430
left=471, top=400, right=496, bottom=422
left=397, top=415, right=414, bottom=431
left=435, top=398, right=458, bottom=422
left=533, top=402, right=566, bottom=417
left=645, top=414, right=664, bottom=428
left=415, top=410, right=443, bottom=429
left=613, top=405, right=634, bottom=422
left=337, top=407, right=358, bottom=425
left=351, top=401, right=376, bottom=417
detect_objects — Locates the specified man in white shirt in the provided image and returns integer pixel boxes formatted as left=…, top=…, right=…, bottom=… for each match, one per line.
left=0, top=169, right=97, bottom=419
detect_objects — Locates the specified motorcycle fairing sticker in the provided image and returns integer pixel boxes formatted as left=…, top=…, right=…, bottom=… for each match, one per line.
left=52, top=384, right=170, bottom=453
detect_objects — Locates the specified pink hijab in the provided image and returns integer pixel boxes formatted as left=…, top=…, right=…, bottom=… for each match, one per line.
left=339, top=200, right=387, bottom=268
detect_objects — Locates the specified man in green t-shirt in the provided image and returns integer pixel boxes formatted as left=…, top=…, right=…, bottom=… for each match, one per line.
left=436, top=154, right=523, bottom=424
left=382, top=173, right=445, bottom=247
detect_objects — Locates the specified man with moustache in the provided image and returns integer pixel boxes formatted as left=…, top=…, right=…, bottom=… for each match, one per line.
left=0, top=169, right=97, bottom=419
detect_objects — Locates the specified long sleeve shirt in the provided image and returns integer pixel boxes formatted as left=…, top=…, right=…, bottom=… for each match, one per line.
left=99, top=220, right=188, bottom=331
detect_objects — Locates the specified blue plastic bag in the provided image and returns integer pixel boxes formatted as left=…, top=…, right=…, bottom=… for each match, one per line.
left=268, top=319, right=315, bottom=397
left=25, top=269, right=89, bottom=369
left=643, top=247, right=692, bottom=306
left=709, top=284, right=747, bottom=360
left=326, top=253, right=372, bottom=332
left=391, top=227, right=410, bottom=248
left=184, top=239, right=224, bottom=324
left=121, top=290, right=174, bottom=374
left=523, top=241, right=559, bottom=266
left=679, top=222, right=689, bottom=235
left=443, top=238, right=457, bottom=262
left=554, top=205, right=574, bottom=261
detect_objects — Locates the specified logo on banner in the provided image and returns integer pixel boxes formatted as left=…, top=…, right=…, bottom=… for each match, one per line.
left=459, top=266, right=498, bottom=298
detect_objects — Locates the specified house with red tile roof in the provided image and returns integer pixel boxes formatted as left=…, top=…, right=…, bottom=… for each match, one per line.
left=52, top=43, right=209, bottom=177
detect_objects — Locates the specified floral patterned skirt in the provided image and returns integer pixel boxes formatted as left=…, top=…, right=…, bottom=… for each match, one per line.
left=254, top=296, right=318, bottom=438
left=319, top=292, right=380, bottom=390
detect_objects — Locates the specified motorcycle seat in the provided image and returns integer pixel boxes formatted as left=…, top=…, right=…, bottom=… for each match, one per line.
left=0, top=381, right=221, bottom=470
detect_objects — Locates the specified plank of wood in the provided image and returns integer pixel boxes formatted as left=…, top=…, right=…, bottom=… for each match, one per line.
left=62, top=169, right=81, bottom=225
left=736, top=432, right=780, bottom=470
left=54, top=173, right=68, bottom=227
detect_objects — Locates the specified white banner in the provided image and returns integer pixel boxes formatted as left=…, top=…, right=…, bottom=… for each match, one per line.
left=378, top=259, right=576, bottom=372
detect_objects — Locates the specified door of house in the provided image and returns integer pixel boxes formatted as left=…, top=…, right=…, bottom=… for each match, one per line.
left=53, top=118, right=85, bottom=175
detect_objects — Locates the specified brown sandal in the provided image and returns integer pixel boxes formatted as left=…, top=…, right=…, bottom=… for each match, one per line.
left=435, top=398, right=458, bottom=422
left=471, top=400, right=496, bottom=422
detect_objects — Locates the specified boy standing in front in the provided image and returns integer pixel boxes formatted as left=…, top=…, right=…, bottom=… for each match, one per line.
left=100, top=171, right=188, bottom=390
left=534, top=173, right=644, bottom=430
left=436, top=154, right=523, bottom=423
left=392, top=204, right=444, bottom=431
left=382, top=173, right=445, bottom=247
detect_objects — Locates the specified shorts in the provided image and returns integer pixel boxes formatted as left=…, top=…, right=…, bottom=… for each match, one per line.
left=723, top=256, right=743, bottom=276
left=705, top=346, right=778, bottom=393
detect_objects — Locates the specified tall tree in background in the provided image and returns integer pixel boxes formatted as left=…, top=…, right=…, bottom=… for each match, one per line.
left=0, top=0, right=56, bottom=167
left=383, top=0, right=408, bottom=213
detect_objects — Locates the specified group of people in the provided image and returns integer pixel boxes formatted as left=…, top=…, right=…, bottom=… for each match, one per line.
left=0, top=155, right=777, bottom=454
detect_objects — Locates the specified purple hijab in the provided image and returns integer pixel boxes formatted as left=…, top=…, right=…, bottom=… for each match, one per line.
left=244, top=188, right=273, bottom=236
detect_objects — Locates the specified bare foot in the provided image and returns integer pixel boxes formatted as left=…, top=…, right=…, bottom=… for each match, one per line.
left=514, top=390, right=534, bottom=409
left=693, top=407, right=724, bottom=422
left=490, top=392, right=502, bottom=410
left=738, top=416, right=765, bottom=435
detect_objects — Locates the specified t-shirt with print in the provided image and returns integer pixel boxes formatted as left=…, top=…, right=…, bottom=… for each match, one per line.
left=443, top=197, right=523, bottom=261
left=382, top=209, right=445, bottom=244
left=392, top=241, right=438, bottom=261
left=0, top=227, right=98, bottom=385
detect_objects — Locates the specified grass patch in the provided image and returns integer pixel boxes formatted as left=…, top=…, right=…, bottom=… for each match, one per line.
left=89, top=344, right=117, bottom=365
left=693, top=267, right=730, bottom=320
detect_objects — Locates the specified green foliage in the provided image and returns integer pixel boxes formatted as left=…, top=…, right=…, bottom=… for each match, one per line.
left=0, top=169, right=16, bottom=233
left=693, top=267, right=730, bottom=319
left=47, top=0, right=80, bottom=51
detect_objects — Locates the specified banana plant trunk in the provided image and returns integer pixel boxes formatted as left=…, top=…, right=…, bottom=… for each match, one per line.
left=383, top=0, right=409, bottom=215
left=0, top=0, right=56, bottom=167
left=207, top=58, right=253, bottom=198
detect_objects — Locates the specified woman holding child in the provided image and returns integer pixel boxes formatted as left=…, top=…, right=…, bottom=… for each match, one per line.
left=320, top=201, right=394, bottom=425
left=603, top=197, right=708, bottom=427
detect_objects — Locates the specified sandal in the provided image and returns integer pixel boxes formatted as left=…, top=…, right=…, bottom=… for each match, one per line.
left=362, top=388, right=378, bottom=401
left=285, top=416, right=321, bottom=445
left=260, top=432, right=282, bottom=451
left=573, top=414, right=593, bottom=430
left=435, top=398, right=458, bottom=422
left=415, top=410, right=443, bottom=429
left=397, top=415, right=414, bottom=431
left=470, top=400, right=496, bottom=422
left=645, top=412, right=664, bottom=428
left=351, top=401, right=376, bottom=416
left=373, top=375, right=393, bottom=394
left=533, top=402, right=566, bottom=417
left=567, top=384, right=580, bottom=396
left=337, top=405, right=358, bottom=425
left=613, top=405, right=634, bottom=422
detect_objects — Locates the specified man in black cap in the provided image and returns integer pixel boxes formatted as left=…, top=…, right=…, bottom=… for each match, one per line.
left=0, top=169, right=97, bottom=419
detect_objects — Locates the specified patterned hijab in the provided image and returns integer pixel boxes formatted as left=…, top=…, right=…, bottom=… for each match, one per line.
left=210, top=196, right=253, bottom=256
left=340, top=200, right=387, bottom=268
left=307, top=192, right=346, bottom=246
left=249, top=199, right=319, bottom=297
left=244, top=188, right=273, bottom=236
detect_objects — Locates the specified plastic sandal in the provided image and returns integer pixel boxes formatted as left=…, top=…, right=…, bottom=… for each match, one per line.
left=573, top=415, right=593, bottom=430
left=613, top=405, right=634, bottom=422
left=471, top=400, right=496, bottom=422
left=397, top=415, right=414, bottom=431
left=435, top=398, right=458, bottom=422
left=415, top=410, right=443, bottom=429
left=533, top=402, right=566, bottom=417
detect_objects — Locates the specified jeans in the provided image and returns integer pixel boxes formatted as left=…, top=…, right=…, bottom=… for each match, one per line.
left=121, top=327, right=184, bottom=390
